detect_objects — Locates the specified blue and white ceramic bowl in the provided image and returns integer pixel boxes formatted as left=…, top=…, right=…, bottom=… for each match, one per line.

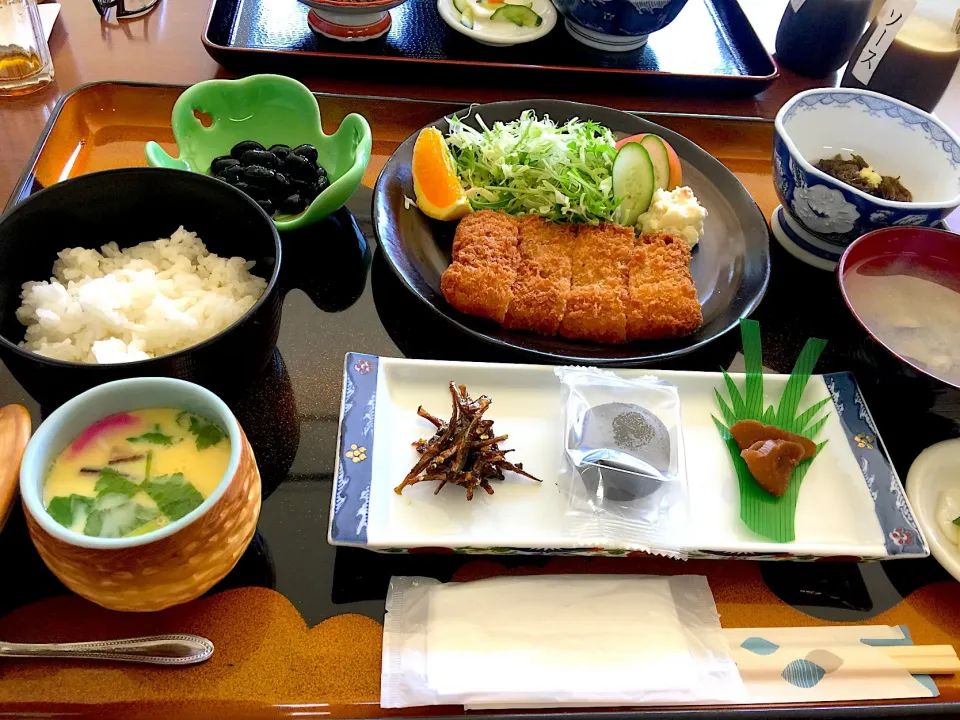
left=551, top=0, right=688, bottom=52
left=772, top=88, right=960, bottom=270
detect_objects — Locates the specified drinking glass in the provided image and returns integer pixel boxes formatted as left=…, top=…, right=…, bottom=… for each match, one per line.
left=0, top=0, right=53, bottom=97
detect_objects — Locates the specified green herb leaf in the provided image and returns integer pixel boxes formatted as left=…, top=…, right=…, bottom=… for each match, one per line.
left=47, top=494, right=94, bottom=529
left=953, top=516, right=960, bottom=527
left=126, top=424, right=173, bottom=446
left=142, top=473, right=204, bottom=521
left=186, top=415, right=225, bottom=451
left=83, top=495, right=159, bottom=538
left=95, top=467, right=139, bottom=497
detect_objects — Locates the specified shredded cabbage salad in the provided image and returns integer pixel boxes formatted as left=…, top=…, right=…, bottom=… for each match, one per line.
left=445, top=110, right=620, bottom=224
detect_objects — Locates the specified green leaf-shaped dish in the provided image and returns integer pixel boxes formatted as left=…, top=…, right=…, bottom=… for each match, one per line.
left=145, top=74, right=372, bottom=232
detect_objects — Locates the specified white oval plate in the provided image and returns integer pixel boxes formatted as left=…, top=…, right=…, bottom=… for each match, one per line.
left=437, top=0, right=556, bottom=46
left=907, top=438, right=960, bottom=582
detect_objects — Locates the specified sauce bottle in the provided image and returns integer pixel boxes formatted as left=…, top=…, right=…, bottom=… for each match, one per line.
left=841, top=0, right=960, bottom=112
left=776, top=0, right=875, bottom=78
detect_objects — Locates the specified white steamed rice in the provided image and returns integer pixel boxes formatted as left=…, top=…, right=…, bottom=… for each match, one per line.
left=16, top=227, right=268, bottom=364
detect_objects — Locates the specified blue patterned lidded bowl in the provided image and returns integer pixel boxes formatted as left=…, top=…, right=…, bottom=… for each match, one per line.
left=551, top=0, right=688, bottom=52
left=772, top=88, right=960, bottom=270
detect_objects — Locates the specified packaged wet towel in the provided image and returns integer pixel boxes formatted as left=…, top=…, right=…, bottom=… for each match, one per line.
left=381, top=574, right=744, bottom=709
left=556, top=367, right=689, bottom=556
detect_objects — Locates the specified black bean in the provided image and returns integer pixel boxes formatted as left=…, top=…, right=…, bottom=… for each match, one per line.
left=268, top=144, right=291, bottom=156
left=232, top=181, right=257, bottom=195
left=316, top=175, right=330, bottom=193
left=240, top=149, right=279, bottom=169
left=279, top=193, right=305, bottom=215
left=282, top=152, right=315, bottom=180
left=211, top=156, right=240, bottom=175
left=292, top=144, right=319, bottom=164
left=316, top=165, right=328, bottom=179
left=220, top=165, right=243, bottom=184
left=241, top=165, right=277, bottom=187
left=273, top=172, right=291, bottom=194
left=256, top=198, right=275, bottom=216
left=231, top=140, right=264, bottom=159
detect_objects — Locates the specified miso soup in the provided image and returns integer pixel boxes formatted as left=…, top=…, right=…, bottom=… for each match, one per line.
left=44, top=408, right=231, bottom=538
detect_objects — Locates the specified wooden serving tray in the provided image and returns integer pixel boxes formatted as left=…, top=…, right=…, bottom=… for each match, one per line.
left=3, top=82, right=960, bottom=719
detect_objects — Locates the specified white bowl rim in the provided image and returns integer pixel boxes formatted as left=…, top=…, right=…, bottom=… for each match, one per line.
left=906, top=437, right=960, bottom=583
left=19, top=377, right=242, bottom=550
left=436, top=0, right=556, bottom=46
left=774, top=87, right=960, bottom=211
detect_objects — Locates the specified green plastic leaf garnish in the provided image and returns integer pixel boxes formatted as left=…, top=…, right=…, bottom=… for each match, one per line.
left=712, top=319, right=830, bottom=543
left=952, top=516, right=960, bottom=528
left=47, top=494, right=94, bottom=529
left=127, top=424, right=173, bottom=446
left=142, top=473, right=204, bottom=521
left=186, top=415, right=225, bottom=451
left=95, top=467, right=139, bottom=497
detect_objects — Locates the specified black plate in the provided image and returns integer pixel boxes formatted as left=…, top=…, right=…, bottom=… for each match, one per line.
left=373, top=99, right=771, bottom=365
left=202, top=0, right=778, bottom=95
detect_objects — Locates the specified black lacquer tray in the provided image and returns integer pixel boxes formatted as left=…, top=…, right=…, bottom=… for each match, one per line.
left=203, top=0, right=779, bottom=95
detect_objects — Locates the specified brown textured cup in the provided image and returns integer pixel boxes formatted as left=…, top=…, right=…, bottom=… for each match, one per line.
left=20, top=378, right=261, bottom=612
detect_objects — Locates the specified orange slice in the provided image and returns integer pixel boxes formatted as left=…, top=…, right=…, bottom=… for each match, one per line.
left=412, top=127, right=471, bottom=222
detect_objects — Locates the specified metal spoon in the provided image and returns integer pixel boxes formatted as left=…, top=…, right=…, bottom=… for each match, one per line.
left=0, top=634, right=214, bottom=665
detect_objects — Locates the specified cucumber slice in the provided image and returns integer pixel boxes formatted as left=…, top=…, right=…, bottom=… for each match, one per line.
left=491, top=4, right=542, bottom=26
left=639, top=135, right=670, bottom=193
left=613, top=142, right=655, bottom=226
left=453, top=0, right=466, bottom=13
left=460, top=5, right=474, bottom=28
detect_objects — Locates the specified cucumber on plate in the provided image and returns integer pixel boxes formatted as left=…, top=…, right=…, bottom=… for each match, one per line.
left=491, top=4, right=542, bottom=26
left=613, top=142, right=655, bottom=227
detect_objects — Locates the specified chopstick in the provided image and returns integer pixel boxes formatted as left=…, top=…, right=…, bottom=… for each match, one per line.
left=879, top=645, right=960, bottom=674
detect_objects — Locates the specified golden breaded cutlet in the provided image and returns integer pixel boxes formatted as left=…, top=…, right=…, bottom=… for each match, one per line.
left=517, top=215, right=574, bottom=280
left=452, top=209, right=519, bottom=258
left=570, top=223, right=634, bottom=288
left=559, top=286, right=627, bottom=344
left=441, top=261, right=517, bottom=324
left=625, top=233, right=702, bottom=340
left=517, top=215, right=577, bottom=253
left=503, top=216, right=574, bottom=335
left=503, top=260, right=569, bottom=335
left=441, top=213, right=521, bottom=324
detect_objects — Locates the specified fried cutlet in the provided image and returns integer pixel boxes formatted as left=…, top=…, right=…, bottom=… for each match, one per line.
left=442, top=212, right=702, bottom=344
left=624, top=233, right=702, bottom=341
left=558, top=286, right=627, bottom=344
left=503, top=216, right=575, bottom=335
left=441, top=210, right=521, bottom=324
left=570, top=223, right=634, bottom=288
left=452, top=209, right=519, bottom=258
left=557, top=223, right=633, bottom=343
left=503, top=260, right=570, bottom=335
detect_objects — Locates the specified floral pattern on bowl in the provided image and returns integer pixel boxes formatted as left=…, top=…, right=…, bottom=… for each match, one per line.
left=552, top=0, right=688, bottom=51
left=773, top=89, right=960, bottom=254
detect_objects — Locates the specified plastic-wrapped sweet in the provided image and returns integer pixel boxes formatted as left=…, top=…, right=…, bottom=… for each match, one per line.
left=556, top=366, right=689, bottom=557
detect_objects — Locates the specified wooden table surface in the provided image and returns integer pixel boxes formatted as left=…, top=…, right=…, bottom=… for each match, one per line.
left=0, top=0, right=957, bottom=206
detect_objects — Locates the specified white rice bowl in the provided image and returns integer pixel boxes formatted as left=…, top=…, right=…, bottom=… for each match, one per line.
left=16, top=227, right=267, bottom=364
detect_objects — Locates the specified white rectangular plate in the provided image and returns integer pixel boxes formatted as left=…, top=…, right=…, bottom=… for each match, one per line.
left=329, top=354, right=928, bottom=561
